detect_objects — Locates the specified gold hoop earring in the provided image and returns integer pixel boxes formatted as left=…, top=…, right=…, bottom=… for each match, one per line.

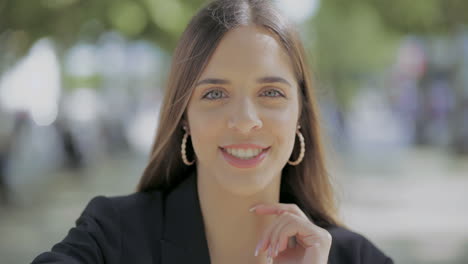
left=181, top=126, right=195, bottom=166
left=288, top=126, right=305, bottom=166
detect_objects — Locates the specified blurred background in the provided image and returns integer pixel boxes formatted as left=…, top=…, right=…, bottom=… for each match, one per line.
left=1, top=0, right=468, bottom=263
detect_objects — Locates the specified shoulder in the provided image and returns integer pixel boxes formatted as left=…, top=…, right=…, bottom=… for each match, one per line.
left=31, top=191, right=166, bottom=263
left=82, top=191, right=165, bottom=260
left=83, top=190, right=164, bottom=221
left=326, top=225, right=394, bottom=264
left=72, top=190, right=165, bottom=241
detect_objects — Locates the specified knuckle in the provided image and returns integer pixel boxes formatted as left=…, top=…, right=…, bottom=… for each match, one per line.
left=321, top=230, right=332, bottom=242
left=290, top=203, right=300, bottom=211
left=280, top=211, right=291, bottom=219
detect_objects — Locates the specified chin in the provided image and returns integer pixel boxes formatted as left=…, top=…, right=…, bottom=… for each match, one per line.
left=214, top=171, right=271, bottom=196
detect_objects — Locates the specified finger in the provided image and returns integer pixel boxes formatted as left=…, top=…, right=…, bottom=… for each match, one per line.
left=296, top=233, right=322, bottom=248
left=268, top=212, right=294, bottom=257
left=278, top=222, right=328, bottom=263
left=250, top=203, right=308, bottom=219
left=272, top=213, right=324, bottom=250
left=256, top=211, right=291, bottom=255
left=273, top=213, right=309, bottom=255
left=297, top=229, right=333, bottom=249
left=279, top=221, right=313, bottom=248
left=276, top=223, right=296, bottom=255
left=295, top=227, right=331, bottom=249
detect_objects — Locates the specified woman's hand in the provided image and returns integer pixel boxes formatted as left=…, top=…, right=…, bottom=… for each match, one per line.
left=250, top=203, right=332, bottom=264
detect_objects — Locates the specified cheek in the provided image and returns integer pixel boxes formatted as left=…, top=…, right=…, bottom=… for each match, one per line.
left=191, top=107, right=225, bottom=133
left=188, top=107, right=225, bottom=154
left=262, top=104, right=298, bottom=154
left=263, top=102, right=299, bottom=127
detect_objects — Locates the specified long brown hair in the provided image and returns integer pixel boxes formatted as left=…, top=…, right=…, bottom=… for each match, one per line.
left=137, top=0, right=344, bottom=228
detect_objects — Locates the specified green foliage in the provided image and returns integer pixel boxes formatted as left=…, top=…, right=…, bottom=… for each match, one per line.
left=0, top=0, right=207, bottom=53
left=310, top=0, right=400, bottom=107
left=63, top=74, right=102, bottom=91
left=365, top=0, right=468, bottom=34
left=108, top=1, right=148, bottom=37
left=2, top=0, right=468, bottom=105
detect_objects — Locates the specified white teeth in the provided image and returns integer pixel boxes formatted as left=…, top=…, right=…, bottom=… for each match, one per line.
left=246, top=149, right=254, bottom=156
left=239, top=149, right=246, bottom=156
left=225, top=148, right=264, bottom=159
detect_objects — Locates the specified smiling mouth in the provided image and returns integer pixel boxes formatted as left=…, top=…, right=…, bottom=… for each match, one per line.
left=219, top=146, right=271, bottom=158
left=218, top=146, right=271, bottom=168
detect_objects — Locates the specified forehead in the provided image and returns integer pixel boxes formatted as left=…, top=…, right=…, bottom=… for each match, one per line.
left=200, top=25, right=295, bottom=79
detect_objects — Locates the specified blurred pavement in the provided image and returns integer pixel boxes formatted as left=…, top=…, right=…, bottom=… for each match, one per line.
left=0, top=147, right=467, bottom=264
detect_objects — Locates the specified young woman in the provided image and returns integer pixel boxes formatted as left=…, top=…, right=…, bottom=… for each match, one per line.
left=33, top=0, right=394, bottom=263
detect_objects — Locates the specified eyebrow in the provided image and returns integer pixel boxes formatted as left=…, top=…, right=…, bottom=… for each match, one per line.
left=257, top=76, right=292, bottom=86
left=194, top=76, right=292, bottom=87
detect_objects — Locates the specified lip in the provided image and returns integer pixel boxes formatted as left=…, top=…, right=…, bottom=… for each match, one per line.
left=220, top=143, right=269, bottom=149
left=219, top=146, right=271, bottom=169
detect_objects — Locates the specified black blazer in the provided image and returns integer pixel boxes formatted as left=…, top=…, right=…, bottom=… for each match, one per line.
left=32, top=172, right=394, bottom=264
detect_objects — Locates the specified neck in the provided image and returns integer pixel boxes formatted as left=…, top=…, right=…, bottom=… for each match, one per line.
left=197, top=167, right=281, bottom=263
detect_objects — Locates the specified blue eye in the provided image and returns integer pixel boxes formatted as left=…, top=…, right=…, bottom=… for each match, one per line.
left=262, top=89, right=285, bottom=98
left=202, top=89, right=227, bottom=100
left=202, top=88, right=285, bottom=100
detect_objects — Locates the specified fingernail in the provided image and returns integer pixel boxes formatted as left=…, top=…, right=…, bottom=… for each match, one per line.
left=249, top=204, right=262, bottom=212
left=274, top=242, right=279, bottom=256
left=267, top=245, right=272, bottom=259
left=254, top=240, right=262, bottom=256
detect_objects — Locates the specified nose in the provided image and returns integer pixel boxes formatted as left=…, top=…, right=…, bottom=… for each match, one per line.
left=227, top=98, right=262, bottom=134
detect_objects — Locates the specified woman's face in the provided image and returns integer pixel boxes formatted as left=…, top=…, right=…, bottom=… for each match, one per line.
left=186, top=25, right=300, bottom=196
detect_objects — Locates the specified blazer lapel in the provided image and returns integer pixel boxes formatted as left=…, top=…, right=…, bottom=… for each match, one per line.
left=160, top=170, right=211, bottom=264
